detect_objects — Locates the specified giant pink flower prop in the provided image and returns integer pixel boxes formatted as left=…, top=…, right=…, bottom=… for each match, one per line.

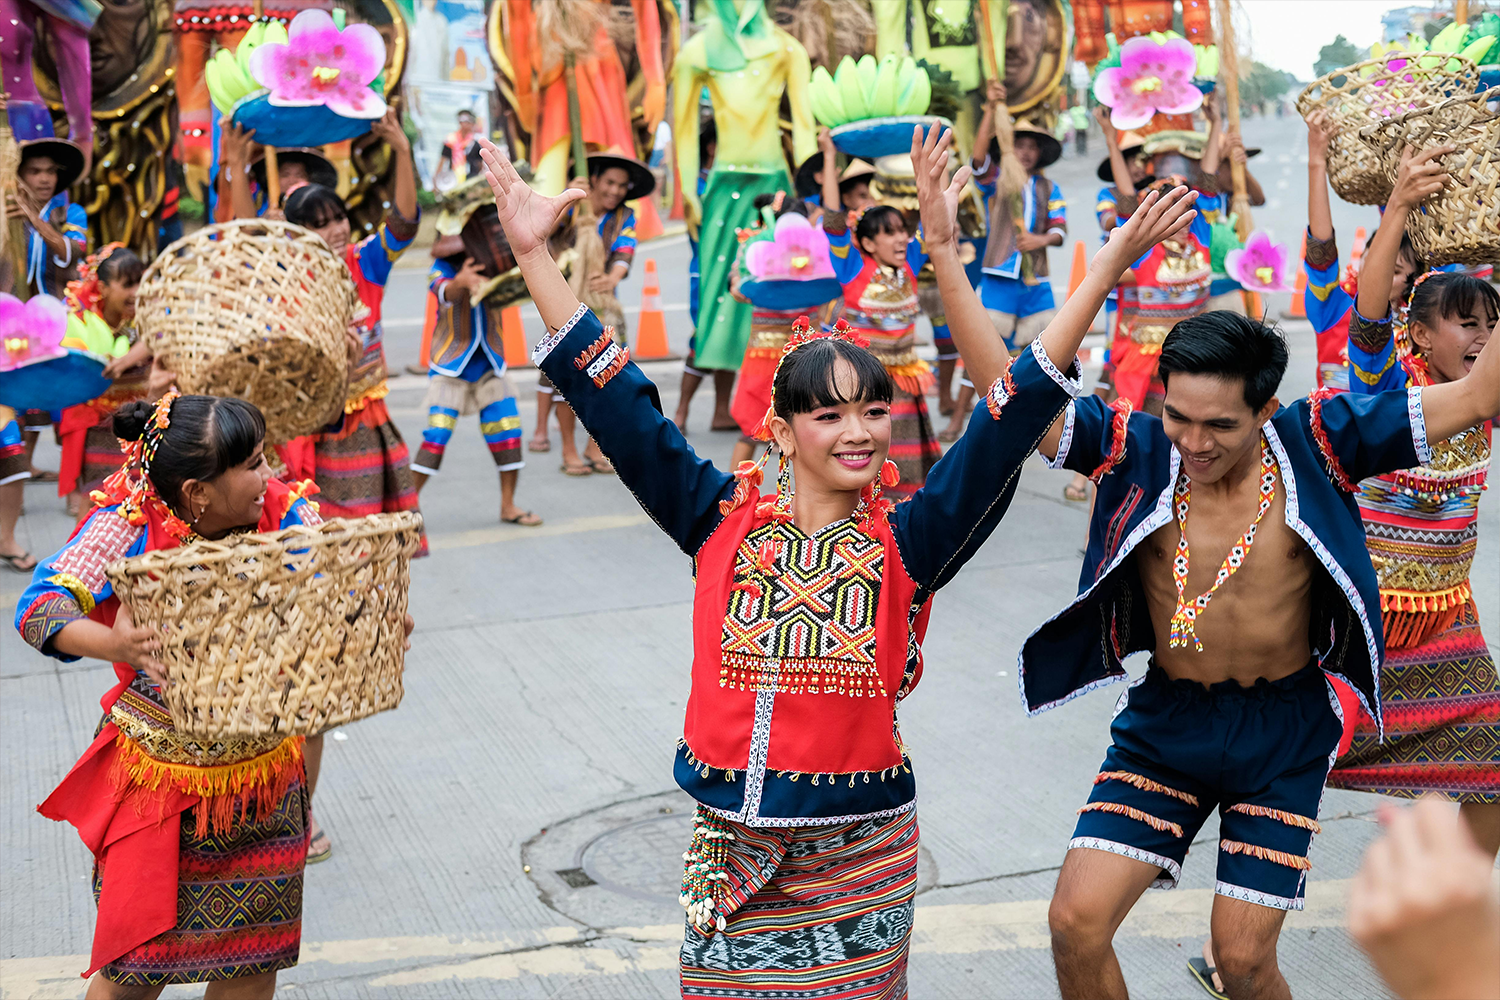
left=1225, top=231, right=1297, bottom=293
left=1093, top=36, right=1203, bottom=131
left=745, top=214, right=836, bottom=281
left=0, top=293, right=68, bottom=371
left=250, top=9, right=387, bottom=120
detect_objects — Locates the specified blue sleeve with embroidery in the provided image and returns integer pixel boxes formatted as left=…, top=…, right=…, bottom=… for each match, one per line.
left=892, top=342, right=1078, bottom=592
left=1305, top=248, right=1353, bottom=338
left=14, top=506, right=147, bottom=661
left=1345, top=309, right=1407, bottom=395
left=1045, top=183, right=1066, bottom=233
left=602, top=207, right=638, bottom=257
left=356, top=218, right=419, bottom=287
left=1096, top=186, right=1119, bottom=230
left=1303, top=384, right=1424, bottom=486
left=824, top=218, right=866, bottom=285
left=537, top=306, right=733, bottom=555
left=428, top=257, right=457, bottom=298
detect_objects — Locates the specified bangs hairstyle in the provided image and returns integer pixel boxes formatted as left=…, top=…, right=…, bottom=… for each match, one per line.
left=773, top=337, right=893, bottom=421
left=97, top=247, right=144, bottom=286
left=1409, top=272, right=1500, bottom=332
left=112, top=396, right=266, bottom=511
left=283, top=183, right=348, bottom=230
left=753, top=192, right=808, bottom=218
left=1158, top=311, right=1289, bottom=412
left=854, top=205, right=907, bottom=244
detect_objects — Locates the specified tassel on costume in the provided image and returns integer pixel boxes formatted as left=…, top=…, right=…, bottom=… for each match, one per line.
left=1226, top=802, right=1322, bottom=833
left=1220, top=839, right=1311, bottom=870
left=1094, top=770, right=1199, bottom=805
left=1380, top=584, right=1470, bottom=650
left=1077, top=800, right=1184, bottom=838
left=1090, top=398, right=1133, bottom=482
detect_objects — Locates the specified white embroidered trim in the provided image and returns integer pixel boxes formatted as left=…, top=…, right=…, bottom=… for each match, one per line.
left=1112, top=670, right=1149, bottom=720
left=585, top=342, right=625, bottom=380
left=1264, top=423, right=1383, bottom=737
left=986, top=373, right=1015, bottom=417
left=1215, top=881, right=1304, bottom=911
left=530, top=303, right=590, bottom=366
left=1030, top=338, right=1085, bottom=398
left=737, top=687, right=777, bottom=823
left=1044, top=401, right=1077, bottom=469
left=1018, top=448, right=1179, bottom=716
left=1069, top=837, right=1182, bottom=887
left=705, top=798, right=916, bottom=829
left=1407, top=386, right=1432, bottom=465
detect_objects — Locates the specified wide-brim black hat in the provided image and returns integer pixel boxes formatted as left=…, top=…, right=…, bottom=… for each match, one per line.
left=1097, top=131, right=1147, bottom=182
left=989, top=123, right=1063, bottom=172
left=251, top=148, right=340, bottom=193
left=586, top=153, right=656, bottom=201
left=18, top=138, right=85, bottom=192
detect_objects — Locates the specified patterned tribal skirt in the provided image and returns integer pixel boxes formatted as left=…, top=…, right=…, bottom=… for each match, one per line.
left=313, top=401, right=426, bottom=552
left=94, top=779, right=308, bottom=985
left=887, top=391, right=940, bottom=500
left=1328, top=599, right=1499, bottom=803
left=680, top=807, right=918, bottom=999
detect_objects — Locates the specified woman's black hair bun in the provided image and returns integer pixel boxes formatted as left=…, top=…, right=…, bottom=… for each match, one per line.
left=112, top=400, right=153, bottom=442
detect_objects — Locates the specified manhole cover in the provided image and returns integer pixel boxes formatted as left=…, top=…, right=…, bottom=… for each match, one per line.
left=524, top=790, right=939, bottom=930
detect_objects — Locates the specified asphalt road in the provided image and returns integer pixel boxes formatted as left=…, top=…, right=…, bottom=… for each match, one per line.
left=2, top=113, right=1496, bottom=999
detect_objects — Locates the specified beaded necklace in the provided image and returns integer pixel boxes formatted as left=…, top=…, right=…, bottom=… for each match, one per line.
left=1168, top=434, right=1278, bottom=652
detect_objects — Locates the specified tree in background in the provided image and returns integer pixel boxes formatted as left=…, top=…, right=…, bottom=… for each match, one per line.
left=1315, top=34, right=1362, bottom=76
left=1237, top=60, right=1297, bottom=114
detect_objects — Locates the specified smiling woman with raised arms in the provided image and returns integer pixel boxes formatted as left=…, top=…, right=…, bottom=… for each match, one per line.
left=473, top=128, right=1197, bottom=998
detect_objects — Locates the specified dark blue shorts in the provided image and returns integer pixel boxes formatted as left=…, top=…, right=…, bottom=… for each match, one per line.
left=1071, top=660, right=1343, bottom=910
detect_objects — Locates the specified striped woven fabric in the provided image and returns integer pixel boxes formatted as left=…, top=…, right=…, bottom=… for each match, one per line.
left=886, top=393, right=939, bottom=500
left=680, top=808, right=918, bottom=999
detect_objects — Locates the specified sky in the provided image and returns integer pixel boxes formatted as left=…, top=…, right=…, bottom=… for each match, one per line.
left=1231, top=0, right=1406, bottom=80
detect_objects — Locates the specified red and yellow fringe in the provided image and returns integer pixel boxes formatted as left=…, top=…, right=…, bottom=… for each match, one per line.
left=1077, top=801, right=1184, bottom=838
left=1220, top=839, right=1311, bottom=870
left=886, top=360, right=935, bottom=397
left=1226, top=803, right=1321, bottom=833
left=1307, top=387, right=1355, bottom=493
left=1090, top=398, right=1133, bottom=483
left=109, top=732, right=305, bottom=839
left=1382, top=583, right=1470, bottom=649
left=1095, top=770, right=1199, bottom=805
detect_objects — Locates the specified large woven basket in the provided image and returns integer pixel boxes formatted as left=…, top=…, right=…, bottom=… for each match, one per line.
left=105, top=511, right=423, bottom=739
left=1296, top=52, right=1479, bottom=206
left=136, top=220, right=358, bottom=443
left=1362, top=92, right=1500, bottom=267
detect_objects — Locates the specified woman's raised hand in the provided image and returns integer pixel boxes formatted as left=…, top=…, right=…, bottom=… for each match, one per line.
left=911, top=125, right=971, bottom=254
left=478, top=137, right=586, bottom=259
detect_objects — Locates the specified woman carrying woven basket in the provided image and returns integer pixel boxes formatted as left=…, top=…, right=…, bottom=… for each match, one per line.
left=1328, top=145, right=1500, bottom=856
left=473, top=127, right=1198, bottom=996
left=16, top=394, right=325, bottom=997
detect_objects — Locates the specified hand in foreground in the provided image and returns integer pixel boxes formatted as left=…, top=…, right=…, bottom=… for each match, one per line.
left=1349, top=799, right=1500, bottom=1000
left=1095, top=185, right=1198, bottom=275
left=369, top=108, right=409, bottom=153
left=112, top=603, right=166, bottom=685
left=1390, top=144, right=1453, bottom=212
left=911, top=125, right=971, bottom=255
left=1306, top=109, right=1336, bottom=166
left=479, top=137, right=586, bottom=259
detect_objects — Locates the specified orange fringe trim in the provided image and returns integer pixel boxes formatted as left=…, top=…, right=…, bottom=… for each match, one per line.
left=1077, top=801, right=1184, bottom=838
left=1095, top=770, right=1200, bottom=805
left=886, top=360, right=935, bottom=397
left=1220, top=839, right=1311, bottom=870
left=1381, top=584, right=1470, bottom=650
left=1226, top=803, right=1322, bottom=833
left=109, top=732, right=305, bottom=839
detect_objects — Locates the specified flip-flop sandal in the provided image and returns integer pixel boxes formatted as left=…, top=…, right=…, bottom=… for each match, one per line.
left=528, top=439, right=552, bottom=453
left=561, top=460, right=593, bottom=477
left=589, top=457, right=616, bottom=475
left=937, top=424, right=963, bottom=444
left=1063, top=483, right=1089, bottom=502
left=503, top=510, right=544, bottom=527
left=938, top=400, right=955, bottom=417
left=306, top=828, right=333, bottom=864
left=710, top=419, right=740, bottom=432
left=1, top=551, right=37, bottom=573
left=1187, top=957, right=1229, bottom=1000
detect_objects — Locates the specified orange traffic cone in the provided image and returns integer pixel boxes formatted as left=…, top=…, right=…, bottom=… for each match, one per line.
left=1352, top=226, right=1367, bottom=263
left=1066, top=240, right=1088, bottom=299
left=633, top=258, right=679, bottom=361
left=1283, top=233, right=1307, bottom=320
left=501, top=305, right=532, bottom=369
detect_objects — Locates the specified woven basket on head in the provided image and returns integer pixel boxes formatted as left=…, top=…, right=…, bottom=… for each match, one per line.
left=1296, top=52, right=1479, bottom=206
left=136, top=219, right=358, bottom=443
left=1362, top=92, right=1500, bottom=267
left=105, top=511, right=423, bottom=739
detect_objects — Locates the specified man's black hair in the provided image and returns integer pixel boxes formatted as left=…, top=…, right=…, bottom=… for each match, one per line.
left=773, top=338, right=893, bottom=420
left=1158, top=311, right=1289, bottom=412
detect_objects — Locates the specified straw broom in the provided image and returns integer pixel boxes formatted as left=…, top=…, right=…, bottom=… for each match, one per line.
left=976, top=0, right=1032, bottom=281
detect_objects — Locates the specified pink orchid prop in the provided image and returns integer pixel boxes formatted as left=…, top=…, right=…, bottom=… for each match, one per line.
left=0, top=293, right=68, bottom=371
left=250, top=9, right=387, bottom=120
left=1093, top=36, right=1203, bottom=131
left=745, top=214, right=836, bottom=281
left=1224, top=231, right=1297, bottom=293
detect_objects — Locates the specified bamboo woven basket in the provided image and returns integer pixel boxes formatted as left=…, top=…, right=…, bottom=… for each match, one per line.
left=1362, top=92, right=1500, bottom=267
left=105, top=511, right=423, bottom=739
left=136, top=219, right=358, bottom=444
left=1296, top=52, right=1479, bottom=206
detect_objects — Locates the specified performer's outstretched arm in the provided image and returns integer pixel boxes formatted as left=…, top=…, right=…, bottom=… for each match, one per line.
left=477, top=140, right=733, bottom=553
left=1357, top=144, right=1451, bottom=324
